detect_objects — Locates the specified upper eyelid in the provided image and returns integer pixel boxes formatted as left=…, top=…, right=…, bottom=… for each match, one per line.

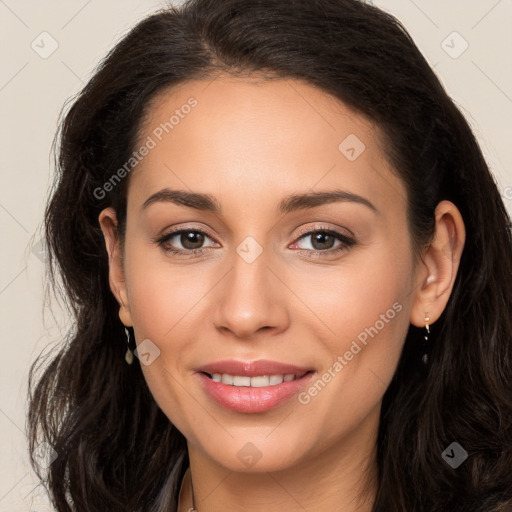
left=294, top=224, right=354, bottom=240
left=159, top=225, right=216, bottom=242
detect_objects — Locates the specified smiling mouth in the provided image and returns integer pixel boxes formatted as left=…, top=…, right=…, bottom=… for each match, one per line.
left=198, top=367, right=317, bottom=413
left=202, top=370, right=314, bottom=387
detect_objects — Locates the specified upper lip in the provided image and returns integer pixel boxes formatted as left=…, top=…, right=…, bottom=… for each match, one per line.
left=197, top=359, right=314, bottom=377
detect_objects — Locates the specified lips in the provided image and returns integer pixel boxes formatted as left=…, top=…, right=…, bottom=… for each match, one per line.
left=195, top=359, right=316, bottom=413
left=196, top=359, right=313, bottom=377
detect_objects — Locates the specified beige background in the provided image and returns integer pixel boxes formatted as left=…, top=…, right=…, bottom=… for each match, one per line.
left=1, top=1, right=511, bottom=510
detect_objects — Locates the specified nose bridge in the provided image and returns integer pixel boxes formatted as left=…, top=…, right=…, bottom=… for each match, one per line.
left=213, top=236, right=288, bottom=337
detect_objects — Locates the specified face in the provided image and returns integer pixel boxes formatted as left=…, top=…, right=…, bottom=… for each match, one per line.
left=102, top=75, right=431, bottom=474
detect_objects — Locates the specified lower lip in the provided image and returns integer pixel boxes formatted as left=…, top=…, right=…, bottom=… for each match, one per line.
left=197, top=371, right=316, bottom=413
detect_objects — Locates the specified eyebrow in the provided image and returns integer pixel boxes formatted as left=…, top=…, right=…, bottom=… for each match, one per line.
left=141, top=188, right=378, bottom=214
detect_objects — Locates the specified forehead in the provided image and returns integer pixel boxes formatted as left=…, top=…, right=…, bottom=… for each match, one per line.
left=129, top=75, right=407, bottom=218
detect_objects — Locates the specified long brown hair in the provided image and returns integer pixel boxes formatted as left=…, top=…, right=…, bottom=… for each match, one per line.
left=27, top=1, right=512, bottom=510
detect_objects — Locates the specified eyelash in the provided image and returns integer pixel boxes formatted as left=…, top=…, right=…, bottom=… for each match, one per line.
left=154, top=226, right=355, bottom=259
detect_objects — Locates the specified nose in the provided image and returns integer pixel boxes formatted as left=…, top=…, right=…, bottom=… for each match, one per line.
left=213, top=250, right=290, bottom=340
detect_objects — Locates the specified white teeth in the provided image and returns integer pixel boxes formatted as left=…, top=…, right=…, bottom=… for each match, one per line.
left=250, top=375, right=270, bottom=387
left=209, top=372, right=306, bottom=387
left=221, top=374, right=233, bottom=385
left=233, top=376, right=251, bottom=386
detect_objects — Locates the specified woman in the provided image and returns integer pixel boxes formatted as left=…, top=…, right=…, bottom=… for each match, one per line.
left=27, top=0, right=512, bottom=511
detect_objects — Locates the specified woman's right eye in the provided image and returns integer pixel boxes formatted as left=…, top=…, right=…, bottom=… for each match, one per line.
left=155, top=228, right=218, bottom=257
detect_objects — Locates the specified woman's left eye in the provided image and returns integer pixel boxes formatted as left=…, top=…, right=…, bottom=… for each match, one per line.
left=292, top=229, right=356, bottom=257
left=155, top=227, right=355, bottom=258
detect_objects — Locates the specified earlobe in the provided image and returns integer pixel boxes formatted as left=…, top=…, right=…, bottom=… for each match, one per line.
left=410, top=200, right=466, bottom=328
left=98, top=207, right=133, bottom=327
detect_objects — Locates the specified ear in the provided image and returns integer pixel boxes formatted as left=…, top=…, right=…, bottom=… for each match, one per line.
left=98, top=207, right=133, bottom=327
left=410, top=200, right=466, bottom=328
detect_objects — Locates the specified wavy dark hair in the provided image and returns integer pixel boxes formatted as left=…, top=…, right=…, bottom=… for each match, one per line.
left=27, top=0, right=512, bottom=511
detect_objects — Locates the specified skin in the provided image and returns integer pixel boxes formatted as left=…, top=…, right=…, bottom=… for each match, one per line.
left=99, top=74, right=465, bottom=512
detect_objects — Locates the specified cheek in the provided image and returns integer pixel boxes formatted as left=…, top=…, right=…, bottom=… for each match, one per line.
left=122, top=226, right=211, bottom=328
left=122, top=249, right=215, bottom=437
left=290, top=238, right=413, bottom=352
left=289, top=244, right=413, bottom=425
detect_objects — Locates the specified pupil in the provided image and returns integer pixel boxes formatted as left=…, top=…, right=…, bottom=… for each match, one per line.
left=182, top=231, right=204, bottom=249
left=313, top=232, right=333, bottom=250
